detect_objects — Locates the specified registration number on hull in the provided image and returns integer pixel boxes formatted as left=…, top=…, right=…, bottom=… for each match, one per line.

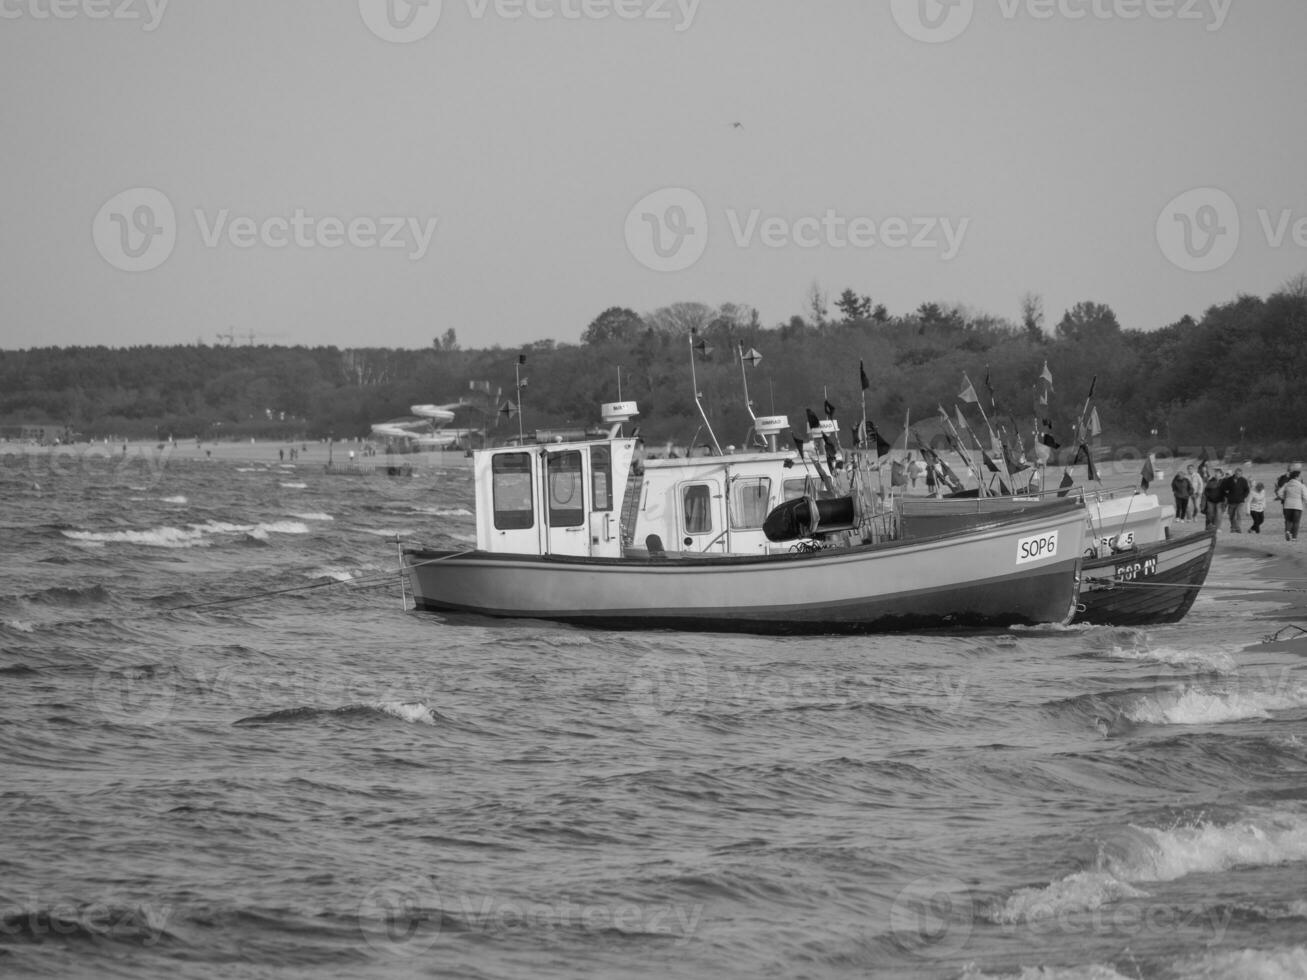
left=1114, top=556, right=1158, bottom=581
left=1016, top=530, right=1059, bottom=565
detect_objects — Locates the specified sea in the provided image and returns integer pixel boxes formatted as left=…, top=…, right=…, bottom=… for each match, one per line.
left=2, top=446, right=1306, bottom=980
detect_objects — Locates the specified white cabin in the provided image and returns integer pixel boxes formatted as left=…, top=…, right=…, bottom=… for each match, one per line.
left=471, top=403, right=855, bottom=558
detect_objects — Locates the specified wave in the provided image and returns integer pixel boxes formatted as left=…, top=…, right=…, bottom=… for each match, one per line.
left=161, top=495, right=188, bottom=504
left=1123, top=684, right=1307, bottom=726
left=279, top=481, right=308, bottom=489
left=288, top=511, right=333, bottom=522
left=418, top=506, right=474, bottom=518
left=1172, top=945, right=1307, bottom=979
left=22, top=584, right=113, bottom=606
left=992, top=808, right=1307, bottom=925
left=61, top=520, right=313, bottom=549
left=234, top=701, right=443, bottom=727
left=303, top=566, right=355, bottom=583
left=1101, top=641, right=1237, bottom=674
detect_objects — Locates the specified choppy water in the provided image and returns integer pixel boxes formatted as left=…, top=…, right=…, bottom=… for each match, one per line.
left=2, top=447, right=1306, bottom=980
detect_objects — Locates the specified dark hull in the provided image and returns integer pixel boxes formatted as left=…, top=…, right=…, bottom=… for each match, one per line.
left=1073, top=529, right=1216, bottom=626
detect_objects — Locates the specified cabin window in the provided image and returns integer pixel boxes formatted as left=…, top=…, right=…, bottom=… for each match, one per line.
left=682, top=484, right=713, bottom=535
left=492, top=452, right=534, bottom=530
left=730, top=477, right=772, bottom=529
left=783, top=478, right=809, bottom=502
left=590, top=445, right=612, bottom=512
left=546, top=450, right=585, bottom=527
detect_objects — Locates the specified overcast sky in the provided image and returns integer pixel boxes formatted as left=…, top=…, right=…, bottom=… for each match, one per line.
left=2, top=0, right=1304, bottom=350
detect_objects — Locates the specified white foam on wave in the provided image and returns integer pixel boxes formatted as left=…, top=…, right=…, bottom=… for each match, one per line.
left=280, top=481, right=308, bottom=489
left=305, top=566, right=354, bottom=583
left=370, top=701, right=437, bottom=725
left=1172, top=945, right=1307, bottom=980
left=4, top=620, right=36, bottom=633
left=63, top=526, right=210, bottom=549
left=1124, top=685, right=1307, bottom=726
left=62, top=520, right=313, bottom=549
left=1108, top=643, right=1236, bottom=673
left=992, top=871, right=1146, bottom=925
left=288, top=511, right=333, bottom=522
left=960, top=965, right=1135, bottom=980
left=161, top=495, right=188, bottom=505
left=359, top=528, right=412, bottom=538
left=419, top=506, right=473, bottom=518
left=993, top=809, right=1307, bottom=925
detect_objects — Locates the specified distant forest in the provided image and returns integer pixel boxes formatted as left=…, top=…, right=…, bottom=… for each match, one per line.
left=3, top=278, right=1306, bottom=459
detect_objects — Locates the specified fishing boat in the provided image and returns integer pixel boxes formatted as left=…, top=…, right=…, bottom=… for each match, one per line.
left=900, top=490, right=1215, bottom=625
left=399, top=402, right=1088, bottom=634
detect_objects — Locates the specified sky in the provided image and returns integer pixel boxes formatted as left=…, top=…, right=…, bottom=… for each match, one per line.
left=2, top=0, right=1305, bottom=351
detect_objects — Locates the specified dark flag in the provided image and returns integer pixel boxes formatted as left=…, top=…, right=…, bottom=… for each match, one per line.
left=1074, top=443, right=1099, bottom=483
left=867, top=420, right=893, bottom=458
left=791, top=434, right=805, bottom=460
left=822, top=433, right=838, bottom=469
left=982, top=451, right=1001, bottom=473
left=859, top=360, right=870, bottom=392
left=891, top=460, right=908, bottom=486
left=824, top=399, right=836, bottom=420
left=1057, top=469, right=1075, bottom=498
left=1141, top=456, right=1155, bottom=490
left=850, top=421, right=863, bottom=447
left=805, top=408, right=821, bottom=430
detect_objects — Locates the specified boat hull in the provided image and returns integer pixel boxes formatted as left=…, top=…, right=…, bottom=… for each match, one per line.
left=1073, top=529, right=1216, bottom=626
left=402, top=506, right=1086, bottom=634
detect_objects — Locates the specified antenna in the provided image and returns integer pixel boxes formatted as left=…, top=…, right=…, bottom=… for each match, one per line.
left=688, top=331, right=723, bottom=456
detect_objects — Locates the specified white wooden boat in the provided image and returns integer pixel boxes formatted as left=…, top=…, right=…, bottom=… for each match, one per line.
left=400, top=403, right=1087, bottom=634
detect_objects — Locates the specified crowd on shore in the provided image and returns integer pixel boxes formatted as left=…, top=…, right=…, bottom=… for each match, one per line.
left=1170, top=461, right=1307, bottom=541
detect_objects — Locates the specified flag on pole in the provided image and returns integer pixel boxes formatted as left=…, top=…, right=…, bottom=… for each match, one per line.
left=742, top=347, right=762, bottom=367
left=867, top=420, right=892, bottom=457
left=1057, top=469, right=1075, bottom=497
left=1141, top=456, right=1155, bottom=489
left=955, top=406, right=972, bottom=433
left=824, top=399, right=836, bottom=420
left=959, top=377, right=979, bottom=404
left=1040, top=361, right=1053, bottom=388
left=859, top=360, right=870, bottom=392
left=1088, top=407, right=1102, bottom=438
left=1074, top=443, right=1099, bottom=482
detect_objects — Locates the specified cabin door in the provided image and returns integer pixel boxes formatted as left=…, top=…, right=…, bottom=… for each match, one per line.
left=679, top=479, right=726, bottom=553
left=544, top=449, right=590, bottom=557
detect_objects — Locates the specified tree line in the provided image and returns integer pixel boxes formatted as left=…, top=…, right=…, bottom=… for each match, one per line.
left=2, top=277, right=1305, bottom=460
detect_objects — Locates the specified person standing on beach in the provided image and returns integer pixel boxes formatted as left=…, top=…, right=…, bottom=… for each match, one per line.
left=1276, top=470, right=1306, bottom=541
left=1171, top=468, right=1193, bottom=521
left=1224, top=467, right=1250, bottom=532
left=1203, top=469, right=1225, bottom=530
left=1249, top=482, right=1266, bottom=533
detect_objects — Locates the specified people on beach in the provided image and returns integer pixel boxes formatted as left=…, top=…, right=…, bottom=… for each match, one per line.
left=1203, top=469, right=1225, bottom=530
left=1223, top=466, right=1251, bottom=532
left=1249, top=482, right=1266, bottom=533
left=1276, top=469, right=1306, bottom=541
left=1171, top=468, right=1193, bottom=521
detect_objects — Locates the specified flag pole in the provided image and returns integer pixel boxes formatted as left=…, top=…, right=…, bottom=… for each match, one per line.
left=688, top=330, right=723, bottom=456
left=939, top=406, right=984, bottom=497
left=514, top=355, right=526, bottom=443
